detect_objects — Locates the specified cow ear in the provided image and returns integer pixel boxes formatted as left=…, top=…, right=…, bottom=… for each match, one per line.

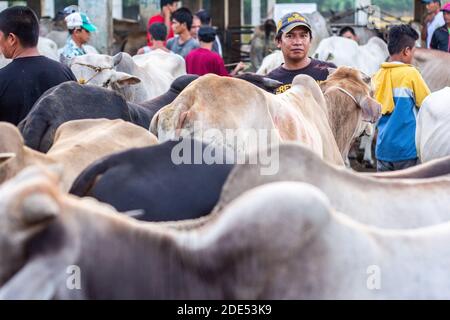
left=22, top=192, right=59, bottom=226
left=360, top=96, right=382, bottom=124
left=112, top=52, right=123, bottom=67
left=149, top=109, right=161, bottom=136
left=0, top=153, right=16, bottom=165
left=111, top=71, right=141, bottom=86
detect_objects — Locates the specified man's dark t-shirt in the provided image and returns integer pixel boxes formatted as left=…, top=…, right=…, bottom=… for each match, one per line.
left=0, top=56, right=77, bottom=125
left=267, top=58, right=337, bottom=94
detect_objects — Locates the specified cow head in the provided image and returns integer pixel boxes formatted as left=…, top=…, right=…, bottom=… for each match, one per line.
left=323, top=66, right=381, bottom=124
left=70, top=53, right=141, bottom=94
left=0, top=166, right=63, bottom=293
left=320, top=67, right=381, bottom=160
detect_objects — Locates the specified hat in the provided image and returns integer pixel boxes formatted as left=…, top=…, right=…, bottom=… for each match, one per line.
left=198, top=26, right=216, bottom=43
left=441, top=2, right=450, bottom=11
left=65, top=12, right=97, bottom=32
left=421, top=0, right=440, bottom=4
left=276, top=12, right=312, bottom=35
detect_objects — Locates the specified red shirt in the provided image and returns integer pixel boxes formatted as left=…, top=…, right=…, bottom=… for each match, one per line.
left=147, top=14, right=174, bottom=46
left=185, top=48, right=229, bottom=76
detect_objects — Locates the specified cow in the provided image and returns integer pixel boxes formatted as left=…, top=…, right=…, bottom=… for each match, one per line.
left=413, top=48, right=450, bottom=92
left=69, top=52, right=173, bottom=103
left=151, top=68, right=380, bottom=165
left=256, top=50, right=283, bottom=75
left=70, top=139, right=234, bottom=222
left=3, top=167, right=450, bottom=299
left=213, top=142, right=450, bottom=229
left=132, top=49, right=187, bottom=79
left=1, top=119, right=157, bottom=190
left=416, top=87, right=450, bottom=163
left=313, top=36, right=389, bottom=77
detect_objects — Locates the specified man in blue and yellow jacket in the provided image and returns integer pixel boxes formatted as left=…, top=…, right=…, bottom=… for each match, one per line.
left=373, top=25, right=430, bottom=172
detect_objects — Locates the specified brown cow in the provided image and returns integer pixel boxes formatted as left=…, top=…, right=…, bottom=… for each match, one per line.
left=320, top=66, right=381, bottom=161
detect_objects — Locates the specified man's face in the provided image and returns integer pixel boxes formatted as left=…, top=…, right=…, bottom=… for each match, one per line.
left=341, top=31, right=357, bottom=42
left=444, top=11, right=450, bottom=24
left=73, top=28, right=91, bottom=44
left=172, top=19, right=185, bottom=35
left=277, top=26, right=311, bottom=63
left=191, top=16, right=201, bottom=39
left=0, top=31, right=16, bottom=59
left=426, top=1, right=440, bottom=13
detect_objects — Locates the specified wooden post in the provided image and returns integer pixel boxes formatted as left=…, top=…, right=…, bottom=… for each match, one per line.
left=27, top=0, right=41, bottom=17
left=414, top=0, right=426, bottom=23
left=79, top=0, right=113, bottom=54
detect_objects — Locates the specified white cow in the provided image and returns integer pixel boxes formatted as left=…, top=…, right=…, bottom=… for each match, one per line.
left=416, top=87, right=450, bottom=163
left=70, top=52, right=173, bottom=103
left=214, top=142, right=450, bottom=229
left=256, top=50, right=284, bottom=75
left=132, top=49, right=186, bottom=79
left=313, top=36, right=389, bottom=76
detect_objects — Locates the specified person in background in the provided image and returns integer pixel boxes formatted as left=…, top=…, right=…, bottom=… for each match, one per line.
left=250, top=19, right=277, bottom=70
left=60, top=12, right=97, bottom=61
left=339, top=26, right=359, bottom=43
left=166, top=7, right=199, bottom=58
left=137, top=23, right=170, bottom=54
left=193, top=9, right=223, bottom=56
left=430, top=2, right=450, bottom=52
left=146, top=0, right=179, bottom=47
left=373, top=25, right=430, bottom=172
left=266, top=12, right=336, bottom=94
left=0, top=6, right=76, bottom=125
left=185, top=26, right=245, bottom=76
left=421, top=0, right=445, bottom=48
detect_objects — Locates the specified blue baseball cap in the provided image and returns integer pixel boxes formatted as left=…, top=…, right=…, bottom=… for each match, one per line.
left=421, top=0, right=440, bottom=4
left=276, top=12, right=312, bottom=35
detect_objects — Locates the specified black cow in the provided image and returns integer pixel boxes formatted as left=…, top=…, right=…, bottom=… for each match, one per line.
left=70, top=139, right=234, bottom=222
left=18, top=75, right=199, bottom=152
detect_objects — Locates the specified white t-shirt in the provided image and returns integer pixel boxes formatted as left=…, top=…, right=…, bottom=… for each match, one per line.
left=427, top=11, right=445, bottom=48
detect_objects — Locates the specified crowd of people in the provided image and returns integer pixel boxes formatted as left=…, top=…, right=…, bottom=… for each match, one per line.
left=0, top=0, right=449, bottom=173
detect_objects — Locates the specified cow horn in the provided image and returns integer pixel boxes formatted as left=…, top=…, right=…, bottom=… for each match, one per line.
left=0, top=153, right=16, bottom=165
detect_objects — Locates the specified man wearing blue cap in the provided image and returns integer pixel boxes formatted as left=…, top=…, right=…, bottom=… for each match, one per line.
left=421, top=0, right=445, bottom=48
left=61, top=12, right=97, bottom=61
left=267, top=12, right=336, bottom=94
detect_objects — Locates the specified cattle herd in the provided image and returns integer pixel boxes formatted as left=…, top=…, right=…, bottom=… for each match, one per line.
left=0, top=29, right=450, bottom=300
